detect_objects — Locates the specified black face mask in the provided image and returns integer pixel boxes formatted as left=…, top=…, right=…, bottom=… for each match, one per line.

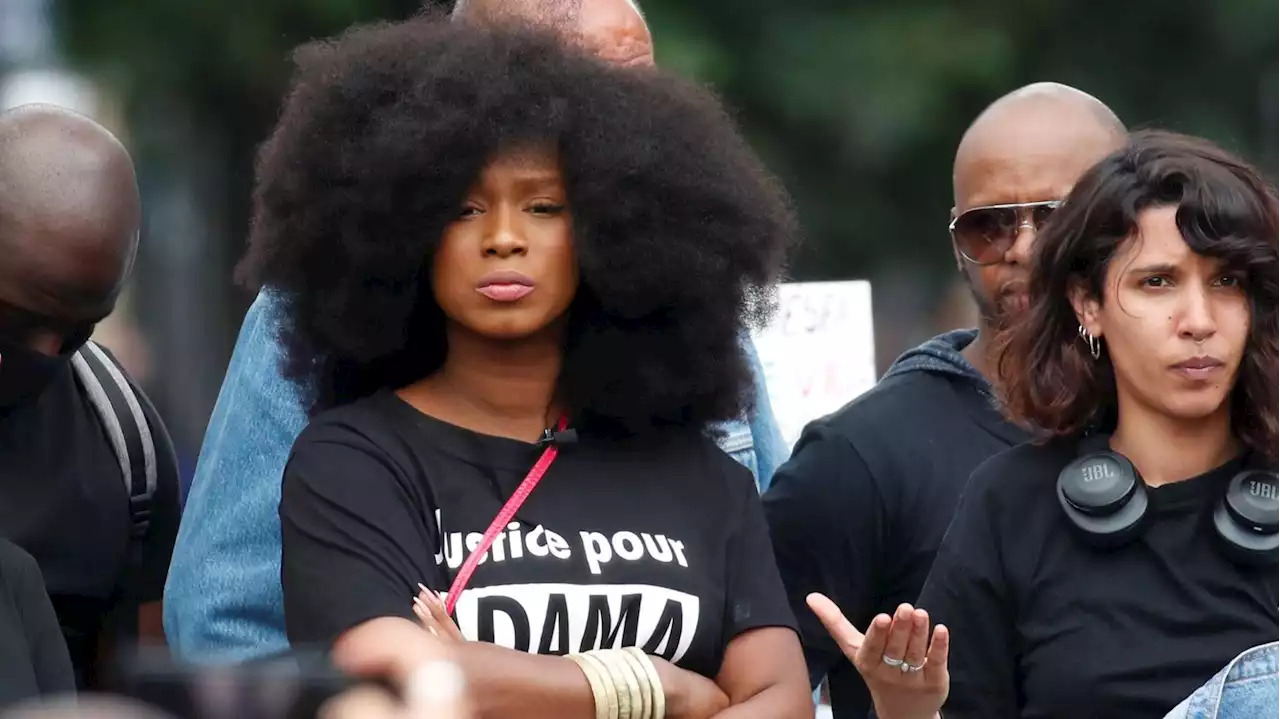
left=0, top=337, right=76, bottom=409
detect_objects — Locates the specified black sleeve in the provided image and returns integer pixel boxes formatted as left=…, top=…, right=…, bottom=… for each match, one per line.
left=133, top=383, right=181, bottom=605
left=762, top=425, right=886, bottom=689
left=917, top=460, right=1019, bottom=718
left=721, top=458, right=799, bottom=645
left=6, top=540, right=75, bottom=693
left=280, top=422, right=439, bottom=648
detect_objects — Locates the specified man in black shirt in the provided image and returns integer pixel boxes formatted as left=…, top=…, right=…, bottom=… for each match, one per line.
left=762, top=82, right=1127, bottom=718
left=0, top=104, right=181, bottom=689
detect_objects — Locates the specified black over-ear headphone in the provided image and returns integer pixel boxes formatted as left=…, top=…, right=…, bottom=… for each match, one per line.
left=1057, top=435, right=1278, bottom=566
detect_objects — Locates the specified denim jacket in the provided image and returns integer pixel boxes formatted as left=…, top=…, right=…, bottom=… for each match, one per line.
left=1163, top=642, right=1279, bottom=719
left=164, top=291, right=790, bottom=661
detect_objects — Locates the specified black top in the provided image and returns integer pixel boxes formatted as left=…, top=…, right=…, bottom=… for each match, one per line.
left=763, top=369, right=1029, bottom=718
left=0, top=356, right=181, bottom=688
left=920, top=440, right=1279, bottom=718
left=0, top=537, right=75, bottom=708
left=280, top=391, right=797, bottom=678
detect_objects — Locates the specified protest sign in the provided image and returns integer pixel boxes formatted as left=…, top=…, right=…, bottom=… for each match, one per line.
left=752, top=281, right=876, bottom=448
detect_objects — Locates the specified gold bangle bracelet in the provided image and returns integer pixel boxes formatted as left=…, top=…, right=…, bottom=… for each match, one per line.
left=596, top=649, right=645, bottom=716
left=583, top=649, right=622, bottom=716
left=580, top=651, right=622, bottom=719
left=611, top=649, right=637, bottom=716
left=594, top=651, right=635, bottom=719
left=624, top=647, right=666, bottom=719
left=568, top=653, right=615, bottom=719
left=614, top=649, right=652, bottom=719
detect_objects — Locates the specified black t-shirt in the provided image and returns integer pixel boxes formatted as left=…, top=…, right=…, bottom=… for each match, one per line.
left=280, top=391, right=797, bottom=678
left=0, top=356, right=181, bottom=688
left=0, top=537, right=75, bottom=709
left=919, top=440, right=1279, bottom=718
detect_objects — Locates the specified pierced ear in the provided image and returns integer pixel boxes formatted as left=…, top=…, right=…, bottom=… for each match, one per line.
left=1069, top=281, right=1102, bottom=337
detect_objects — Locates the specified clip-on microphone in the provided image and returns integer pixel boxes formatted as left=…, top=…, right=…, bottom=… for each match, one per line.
left=538, top=427, right=578, bottom=446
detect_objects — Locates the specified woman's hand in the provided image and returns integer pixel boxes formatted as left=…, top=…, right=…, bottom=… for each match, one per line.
left=414, top=584, right=467, bottom=644
left=649, top=657, right=731, bottom=719
left=807, top=594, right=949, bottom=719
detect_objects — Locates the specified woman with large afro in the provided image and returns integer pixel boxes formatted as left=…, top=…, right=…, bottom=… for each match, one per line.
left=237, top=11, right=812, bottom=719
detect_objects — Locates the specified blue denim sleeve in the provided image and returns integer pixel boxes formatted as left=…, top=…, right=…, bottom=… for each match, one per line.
left=715, top=338, right=790, bottom=492
left=162, top=291, right=307, bottom=662
left=744, top=338, right=789, bottom=491
left=1163, top=642, right=1278, bottom=719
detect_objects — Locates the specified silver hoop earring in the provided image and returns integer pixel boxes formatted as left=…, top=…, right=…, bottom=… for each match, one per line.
left=1077, top=324, right=1101, bottom=360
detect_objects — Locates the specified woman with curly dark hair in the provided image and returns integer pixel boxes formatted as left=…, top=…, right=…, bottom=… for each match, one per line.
left=807, top=130, right=1278, bottom=719
left=238, top=12, right=811, bottom=719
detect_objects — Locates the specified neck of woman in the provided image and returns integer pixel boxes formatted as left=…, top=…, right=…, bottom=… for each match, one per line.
left=1110, top=398, right=1239, bottom=487
left=405, top=325, right=565, bottom=442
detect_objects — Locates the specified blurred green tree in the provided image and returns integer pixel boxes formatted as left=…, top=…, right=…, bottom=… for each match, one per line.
left=54, top=0, right=427, bottom=293
left=52, top=0, right=1278, bottom=399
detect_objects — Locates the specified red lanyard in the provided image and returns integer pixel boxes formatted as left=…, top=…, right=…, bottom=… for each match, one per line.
left=444, top=416, right=570, bottom=615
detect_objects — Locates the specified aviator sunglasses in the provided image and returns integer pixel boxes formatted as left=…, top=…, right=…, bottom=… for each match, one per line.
left=949, top=200, right=1062, bottom=265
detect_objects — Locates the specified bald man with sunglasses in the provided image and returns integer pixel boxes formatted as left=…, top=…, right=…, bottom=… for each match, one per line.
left=762, top=83, right=1126, bottom=719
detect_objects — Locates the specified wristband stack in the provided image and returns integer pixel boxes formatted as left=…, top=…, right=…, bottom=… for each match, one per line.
left=567, top=647, right=666, bottom=719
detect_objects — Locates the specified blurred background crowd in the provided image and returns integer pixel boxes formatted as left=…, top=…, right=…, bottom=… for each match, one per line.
left=0, top=0, right=1274, bottom=491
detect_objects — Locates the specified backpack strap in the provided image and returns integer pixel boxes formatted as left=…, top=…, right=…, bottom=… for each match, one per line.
left=70, top=341, right=157, bottom=539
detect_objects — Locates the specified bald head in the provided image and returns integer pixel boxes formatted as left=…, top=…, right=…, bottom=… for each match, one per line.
left=953, top=82, right=1125, bottom=209
left=0, top=104, right=140, bottom=354
left=949, top=83, right=1126, bottom=334
left=453, top=0, right=654, bottom=67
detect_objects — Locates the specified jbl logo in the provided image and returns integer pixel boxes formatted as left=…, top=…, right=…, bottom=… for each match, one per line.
left=1081, top=463, right=1115, bottom=483
left=1248, top=480, right=1277, bottom=500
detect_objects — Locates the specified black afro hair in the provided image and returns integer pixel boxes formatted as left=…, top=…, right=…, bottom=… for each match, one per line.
left=237, top=12, right=800, bottom=438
